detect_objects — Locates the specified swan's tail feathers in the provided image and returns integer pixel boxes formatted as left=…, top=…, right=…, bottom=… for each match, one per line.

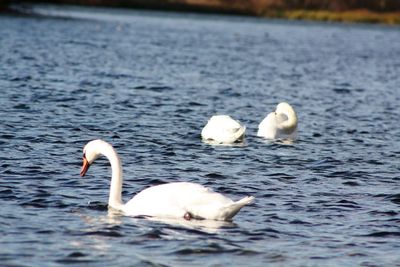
left=223, top=196, right=255, bottom=221
left=236, top=196, right=255, bottom=206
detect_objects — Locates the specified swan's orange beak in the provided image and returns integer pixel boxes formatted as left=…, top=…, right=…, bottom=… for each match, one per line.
left=80, top=156, right=90, bottom=177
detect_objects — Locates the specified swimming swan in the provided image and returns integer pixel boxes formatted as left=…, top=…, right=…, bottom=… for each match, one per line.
left=201, top=115, right=246, bottom=144
left=257, top=102, right=298, bottom=140
left=80, top=140, right=254, bottom=221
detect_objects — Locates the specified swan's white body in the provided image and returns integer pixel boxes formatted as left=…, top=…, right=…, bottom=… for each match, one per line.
left=257, top=102, right=298, bottom=140
left=80, top=140, right=254, bottom=221
left=201, top=115, right=246, bottom=144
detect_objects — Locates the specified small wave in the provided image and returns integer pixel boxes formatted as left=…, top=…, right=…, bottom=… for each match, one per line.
left=333, top=88, right=351, bottom=94
left=86, top=201, right=108, bottom=211
left=204, top=172, right=226, bottom=179
left=10, top=75, right=32, bottom=82
left=174, top=243, right=239, bottom=255
left=56, top=258, right=95, bottom=264
left=368, top=210, right=398, bottom=216
left=82, top=230, right=124, bottom=237
left=342, top=181, right=360, bottom=186
left=364, top=231, right=400, bottom=238
left=20, top=198, right=69, bottom=209
left=384, top=194, right=400, bottom=205
left=133, top=85, right=174, bottom=92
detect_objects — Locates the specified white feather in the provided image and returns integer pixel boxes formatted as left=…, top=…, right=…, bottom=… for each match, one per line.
left=257, top=102, right=298, bottom=140
left=201, top=115, right=246, bottom=144
left=81, top=140, right=254, bottom=221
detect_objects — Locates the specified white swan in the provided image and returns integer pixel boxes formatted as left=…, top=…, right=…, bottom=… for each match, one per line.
left=80, top=139, right=254, bottom=221
left=257, top=102, right=298, bottom=140
left=201, top=115, right=246, bottom=144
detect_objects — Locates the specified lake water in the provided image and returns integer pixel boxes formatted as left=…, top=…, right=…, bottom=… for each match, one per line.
left=1, top=5, right=400, bottom=266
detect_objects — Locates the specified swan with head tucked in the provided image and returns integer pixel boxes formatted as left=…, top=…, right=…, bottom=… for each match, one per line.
left=201, top=115, right=246, bottom=144
left=257, top=102, right=298, bottom=140
left=80, top=139, right=254, bottom=221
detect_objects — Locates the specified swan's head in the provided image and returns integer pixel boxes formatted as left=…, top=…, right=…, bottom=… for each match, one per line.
left=276, top=102, right=295, bottom=114
left=276, top=102, right=297, bottom=123
left=80, top=139, right=110, bottom=176
left=275, top=102, right=298, bottom=134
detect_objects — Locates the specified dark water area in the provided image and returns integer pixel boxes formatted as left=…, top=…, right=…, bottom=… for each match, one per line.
left=1, top=5, right=400, bottom=266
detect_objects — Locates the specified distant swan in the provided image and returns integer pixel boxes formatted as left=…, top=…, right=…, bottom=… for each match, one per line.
left=80, top=140, right=254, bottom=221
left=201, top=115, right=246, bottom=144
left=257, top=102, right=298, bottom=140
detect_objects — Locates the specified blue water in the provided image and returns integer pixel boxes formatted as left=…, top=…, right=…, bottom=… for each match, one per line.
left=1, top=5, right=400, bottom=266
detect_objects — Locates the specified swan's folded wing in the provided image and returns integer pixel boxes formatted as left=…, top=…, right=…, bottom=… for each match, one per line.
left=123, top=182, right=253, bottom=221
left=202, top=116, right=245, bottom=143
left=186, top=195, right=254, bottom=221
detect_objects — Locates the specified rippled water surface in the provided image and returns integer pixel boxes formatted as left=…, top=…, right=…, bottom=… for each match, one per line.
left=1, top=5, right=400, bottom=266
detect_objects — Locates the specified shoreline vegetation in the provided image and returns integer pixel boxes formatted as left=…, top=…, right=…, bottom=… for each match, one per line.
left=266, top=9, right=400, bottom=25
left=1, top=0, right=400, bottom=25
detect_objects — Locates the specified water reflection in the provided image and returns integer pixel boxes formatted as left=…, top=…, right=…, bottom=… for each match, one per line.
left=202, top=139, right=247, bottom=147
left=107, top=209, right=235, bottom=234
left=257, top=138, right=296, bottom=145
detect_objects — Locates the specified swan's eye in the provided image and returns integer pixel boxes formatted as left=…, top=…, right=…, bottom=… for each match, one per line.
left=83, top=152, right=86, bottom=159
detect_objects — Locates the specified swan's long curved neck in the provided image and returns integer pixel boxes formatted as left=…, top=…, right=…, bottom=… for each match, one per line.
left=102, top=146, right=124, bottom=209
left=278, top=110, right=298, bottom=134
